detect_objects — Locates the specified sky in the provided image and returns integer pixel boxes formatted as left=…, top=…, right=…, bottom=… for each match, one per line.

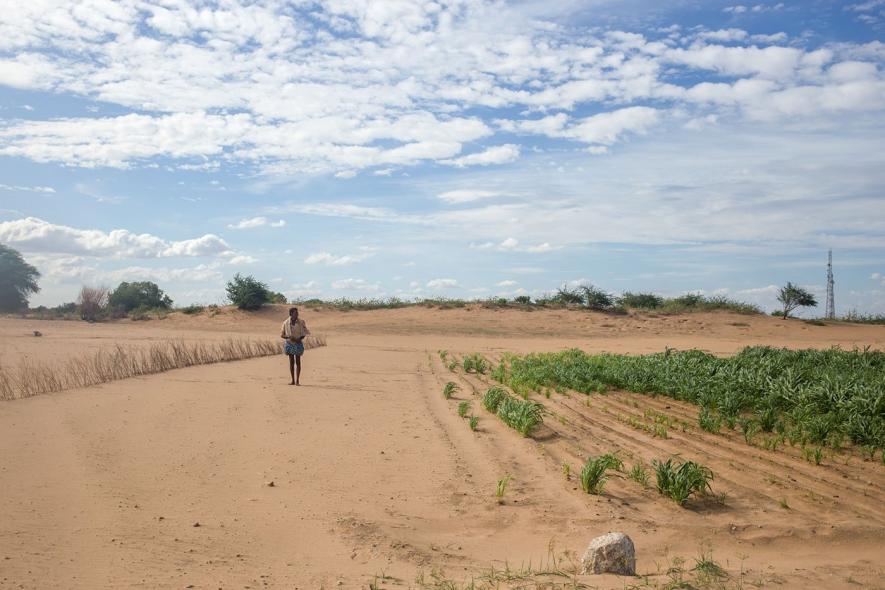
left=1, top=0, right=884, bottom=315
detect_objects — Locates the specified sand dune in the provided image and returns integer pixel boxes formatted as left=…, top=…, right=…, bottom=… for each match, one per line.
left=0, top=307, right=883, bottom=589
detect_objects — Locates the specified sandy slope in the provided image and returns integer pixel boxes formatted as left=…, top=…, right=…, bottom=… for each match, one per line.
left=0, top=307, right=883, bottom=589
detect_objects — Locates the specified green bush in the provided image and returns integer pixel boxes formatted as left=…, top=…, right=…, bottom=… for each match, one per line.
left=619, top=291, right=663, bottom=309
left=226, top=273, right=272, bottom=310
left=108, top=281, right=172, bottom=314
left=180, top=304, right=205, bottom=315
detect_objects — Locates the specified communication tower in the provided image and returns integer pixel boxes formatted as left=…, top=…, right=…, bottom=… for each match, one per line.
left=825, top=250, right=835, bottom=320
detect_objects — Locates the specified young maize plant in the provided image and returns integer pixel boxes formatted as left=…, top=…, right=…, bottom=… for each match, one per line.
left=579, top=454, right=623, bottom=495
left=653, top=458, right=714, bottom=506
left=628, top=463, right=650, bottom=487
left=496, top=396, right=544, bottom=437
left=482, top=386, right=508, bottom=412
left=457, top=400, right=471, bottom=418
left=495, top=475, right=512, bottom=504
left=462, top=353, right=489, bottom=374
left=442, top=381, right=458, bottom=399
left=468, top=415, right=479, bottom=431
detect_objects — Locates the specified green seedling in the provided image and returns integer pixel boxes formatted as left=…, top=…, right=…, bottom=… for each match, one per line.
left=442, top=381, right=458, bottom=400
left=579, top=454, right=623, bottom=495
left=495, top=475, right=512, bottom=504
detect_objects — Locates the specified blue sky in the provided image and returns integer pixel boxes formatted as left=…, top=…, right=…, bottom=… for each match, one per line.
left=1, top=0, right=884, bottom=315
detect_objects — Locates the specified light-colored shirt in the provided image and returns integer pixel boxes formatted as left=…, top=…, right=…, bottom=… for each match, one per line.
left=281, top=317, right=309, bottom=339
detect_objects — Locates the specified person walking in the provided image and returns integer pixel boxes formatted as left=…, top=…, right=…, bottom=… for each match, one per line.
left=281, top=307, right=310, bottom=385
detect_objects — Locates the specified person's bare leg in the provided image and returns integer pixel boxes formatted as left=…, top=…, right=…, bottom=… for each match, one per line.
left=295, top=355, right=302, bottom=386
left=288, top=354, right=296, bottom=385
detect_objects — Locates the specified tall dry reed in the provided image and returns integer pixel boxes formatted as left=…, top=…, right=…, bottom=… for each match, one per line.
left=0, top=335, right=326, bottom=400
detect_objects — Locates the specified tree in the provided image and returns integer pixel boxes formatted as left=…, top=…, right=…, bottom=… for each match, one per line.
left=226, top=273, right=271, bottom=310
left=78, top=285, right=109, bottom=321
left=108, top=281, right=173, bottom=313
left=0, top=244, right=41, bottom=311
left=578, top=284, right=614, bottom=310
left=269, top=291, right=288, bottom=304
left=777, top=282, right=817, bottom=319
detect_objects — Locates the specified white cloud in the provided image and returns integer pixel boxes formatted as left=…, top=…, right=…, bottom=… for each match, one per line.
left=472, top=237, right=559, bottom=253
left=437, top=189, right=504, bottom=203
left=0, top=217, right=231, bottom=258
left=846, top=0, right=885, bottom=12
left=0, top=1, right=880, bottom=178
left=227, top=216, right=286, bottom=229
left=499, top=107, right=660, bottom=149
left=287, top=281, right=323, bottom=298
left=496, top=280, right=518, bottom=287
left=427, top=278, right=459, bottom=289
left=442, top=144, right=520, bottom=168
left=697, top=29, right=748, bottom=43
left=304, top=248, right=375, bottom=266
left=331, top=278, right=380, bottom=291
left=0, top=183, right=55, bottom=193
left=228, top=255, right=257, bottom=265
left=27, top=254, right=225, bottom=286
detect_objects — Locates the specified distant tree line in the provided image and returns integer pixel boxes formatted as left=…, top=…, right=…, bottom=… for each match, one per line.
left=0, top=242, right=831, bottom=321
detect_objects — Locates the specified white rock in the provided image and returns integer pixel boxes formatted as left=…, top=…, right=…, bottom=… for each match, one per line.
left=580, top=532, right=636, bottom=575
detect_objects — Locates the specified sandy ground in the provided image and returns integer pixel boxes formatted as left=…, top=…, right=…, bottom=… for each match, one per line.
left=0, top=306, right=883, bottom=589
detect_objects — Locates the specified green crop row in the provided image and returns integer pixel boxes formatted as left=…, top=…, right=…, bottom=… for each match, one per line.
left=482, top=386, right=544, bottom=437
left=497, top=346, right=885, bottom=450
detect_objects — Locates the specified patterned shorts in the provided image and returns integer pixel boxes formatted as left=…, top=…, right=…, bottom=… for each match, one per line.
left=284, top=341, right=305, bottom=356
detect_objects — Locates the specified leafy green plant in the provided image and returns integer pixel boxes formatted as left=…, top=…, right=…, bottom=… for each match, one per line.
left=497, top=396, right=544, bottom=437
left=579, top=454, right=623, bottom=495
left=698, top=407, right=721, bottom=434
left=442, top=381, right=458, bottom=400
left=653, top=458, right=714, bottom=506
left=739, top=418, right=760, bottom=445
left=482, top=386, right=508, bottom=413
left=462, top=353, right=489, bottom=374
left=457, top=400, right=471, bottom=417
left=628, top=463, right=649, bottom=487
left=491, top=359, right=506, bottom=382
left=468, top=415, right=479, bottom=431
left=495, top=475, right=512, bottom=504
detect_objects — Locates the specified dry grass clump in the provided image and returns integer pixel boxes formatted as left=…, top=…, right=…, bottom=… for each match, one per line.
left=0, top=335, right=326, bottom=400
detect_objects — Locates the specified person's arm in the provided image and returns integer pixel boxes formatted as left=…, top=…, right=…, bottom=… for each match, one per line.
left=296, top=321, right=309, bottom=343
